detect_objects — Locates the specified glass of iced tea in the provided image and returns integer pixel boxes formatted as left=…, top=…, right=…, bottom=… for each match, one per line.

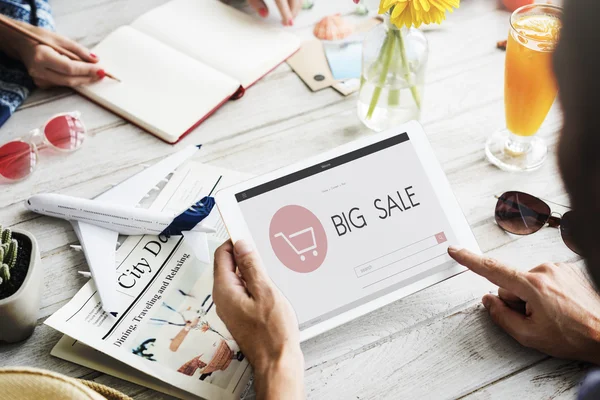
left=486, top=4, right=562, bottom=172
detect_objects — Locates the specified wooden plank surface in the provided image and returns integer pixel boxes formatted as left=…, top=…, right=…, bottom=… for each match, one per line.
left=0, top=0, right=587, bottom=399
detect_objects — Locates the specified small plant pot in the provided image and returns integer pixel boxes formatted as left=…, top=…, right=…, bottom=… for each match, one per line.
left=0, top=229, right=42, bottom=343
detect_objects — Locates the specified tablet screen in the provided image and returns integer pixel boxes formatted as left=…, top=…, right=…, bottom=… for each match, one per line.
left=234, top=133, right=457, bottom=330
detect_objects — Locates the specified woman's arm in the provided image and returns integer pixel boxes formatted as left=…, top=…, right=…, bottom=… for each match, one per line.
left=0, top=23, right=23, bottom=60
left=0, top=19, right=104, bottom=88
left=213, top=240, right=305, bottom=400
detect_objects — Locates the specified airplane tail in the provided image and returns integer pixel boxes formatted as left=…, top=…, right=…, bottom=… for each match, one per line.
left=160, top=196, right=216, bottom=237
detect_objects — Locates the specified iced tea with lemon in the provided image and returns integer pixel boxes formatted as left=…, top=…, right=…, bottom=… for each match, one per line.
left=505, top=12, right=561, bottom=136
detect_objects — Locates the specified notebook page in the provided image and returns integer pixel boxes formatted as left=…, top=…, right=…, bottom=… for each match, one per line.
left=130, top=0, right=300, bottom=88
left=78, top=26, right=240, bottom=143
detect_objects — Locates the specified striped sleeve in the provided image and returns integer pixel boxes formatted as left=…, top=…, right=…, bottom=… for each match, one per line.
left=0, top=0, right=54, bottom=127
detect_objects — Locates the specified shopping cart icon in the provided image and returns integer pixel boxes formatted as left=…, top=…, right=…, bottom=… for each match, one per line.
left=273, top=227, right=318, bottom=261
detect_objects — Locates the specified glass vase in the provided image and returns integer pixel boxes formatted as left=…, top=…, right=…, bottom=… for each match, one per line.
left=357, top=17, right=428, bottom=132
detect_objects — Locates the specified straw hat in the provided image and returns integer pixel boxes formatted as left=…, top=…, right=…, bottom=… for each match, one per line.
left=0, top=367, right=131, bottom=400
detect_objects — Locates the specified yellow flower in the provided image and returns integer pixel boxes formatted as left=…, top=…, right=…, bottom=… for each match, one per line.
left=379, top=0, right=460, bottom=28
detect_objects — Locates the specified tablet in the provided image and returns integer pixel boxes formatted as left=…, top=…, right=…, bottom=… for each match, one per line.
left=216, top=121, right=480, bottom=342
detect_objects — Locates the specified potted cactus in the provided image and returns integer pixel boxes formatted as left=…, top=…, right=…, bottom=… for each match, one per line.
left=0, top=226, right=42, bottom=343
left=0, top=230, right=19, bottom=285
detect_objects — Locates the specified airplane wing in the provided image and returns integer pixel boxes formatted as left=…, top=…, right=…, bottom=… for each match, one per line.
left=72, top=221, right=119, bottom=316
left=74, top=144, right=201, bottom=315
left=95, top=144, right=201, bottom=207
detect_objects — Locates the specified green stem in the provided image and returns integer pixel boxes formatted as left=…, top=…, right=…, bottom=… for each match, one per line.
left=388, top=86, right=401, bottom=106
left=363, top=34, right=389, bottom=92
left=366, top=30, right=396, bottom=120
left=387, top=35, right=401, bottom=106
left=396, top=29, right=421, bottom=110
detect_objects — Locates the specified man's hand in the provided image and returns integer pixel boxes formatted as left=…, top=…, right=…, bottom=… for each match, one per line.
left=0, top=20, right=104, bottom=88
left=214, top=240, right=305, bottom=400
left=448, top=246, right=600, bottom=364
left=248, top=0, right=301, bottom=26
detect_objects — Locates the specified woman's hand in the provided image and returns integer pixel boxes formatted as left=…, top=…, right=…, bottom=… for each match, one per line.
left=213, top=240, right=305, bottom=400
left=248, top=0, right=301, bottom=26
left=448, top=246, right=600, bottom=364
left=0, top=20, right=104, bottom=88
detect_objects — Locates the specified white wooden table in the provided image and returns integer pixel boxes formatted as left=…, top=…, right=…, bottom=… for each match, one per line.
left=0, top=0, right=588, bottom=398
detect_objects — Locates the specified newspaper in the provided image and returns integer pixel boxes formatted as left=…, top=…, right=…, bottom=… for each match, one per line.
left=46, top=162, right=253, bottom=400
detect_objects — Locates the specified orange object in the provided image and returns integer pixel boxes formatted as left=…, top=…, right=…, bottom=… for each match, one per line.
left=313, top=14, right=354, bottom=41
left=504, top=13, right=561, bottom=136
left=177, top=341, right=234, bottom=377
left=502, top=0, right=534, bottom=13
left=169, top=317, right=200, bottom=352
left=201, top=340, right=234, bottom=374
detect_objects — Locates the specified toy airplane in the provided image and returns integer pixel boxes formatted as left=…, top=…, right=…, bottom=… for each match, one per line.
left=24, top=145, right=216, bottom=317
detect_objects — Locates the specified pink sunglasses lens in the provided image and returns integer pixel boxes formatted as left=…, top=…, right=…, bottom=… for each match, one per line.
left=44, top=114, right=85, bottom=151
left=0, top=141, right=37, bottom=180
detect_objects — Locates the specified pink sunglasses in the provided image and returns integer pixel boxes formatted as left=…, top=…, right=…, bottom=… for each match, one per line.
left=0, top=112, right=86, bottom=181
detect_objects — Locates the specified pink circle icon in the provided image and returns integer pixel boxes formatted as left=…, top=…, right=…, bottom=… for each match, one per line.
left=269, top=205, right=328, bottom=273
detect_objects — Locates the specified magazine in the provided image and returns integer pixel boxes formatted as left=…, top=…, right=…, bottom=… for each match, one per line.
left=45, top=162, right=253, bottom=400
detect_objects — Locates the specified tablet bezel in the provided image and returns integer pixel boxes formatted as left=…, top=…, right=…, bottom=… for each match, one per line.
left=215, top=121, right=481, bottom=342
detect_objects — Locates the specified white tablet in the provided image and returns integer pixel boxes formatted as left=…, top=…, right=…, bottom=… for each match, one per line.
left=215, top=121, right=480, bottom=342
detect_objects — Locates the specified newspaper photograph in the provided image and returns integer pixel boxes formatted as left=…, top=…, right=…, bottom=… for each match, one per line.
left=45, top=162, right=253, bottom=400
left=51, top=333, right=206, bottom=400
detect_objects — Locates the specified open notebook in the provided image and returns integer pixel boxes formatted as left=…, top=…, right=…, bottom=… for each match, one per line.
left=78, top=0, right=300, bottom=143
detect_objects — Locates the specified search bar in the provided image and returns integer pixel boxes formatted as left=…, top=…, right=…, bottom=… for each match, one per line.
left=354, top=232, right=448, bottom=278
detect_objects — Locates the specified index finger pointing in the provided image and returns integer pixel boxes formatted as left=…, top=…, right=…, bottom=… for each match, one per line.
left=448, top=247, right=531, bottom=300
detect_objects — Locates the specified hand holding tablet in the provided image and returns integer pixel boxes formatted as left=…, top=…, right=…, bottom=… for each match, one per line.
left=216, top=121, right=480, bottom=341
